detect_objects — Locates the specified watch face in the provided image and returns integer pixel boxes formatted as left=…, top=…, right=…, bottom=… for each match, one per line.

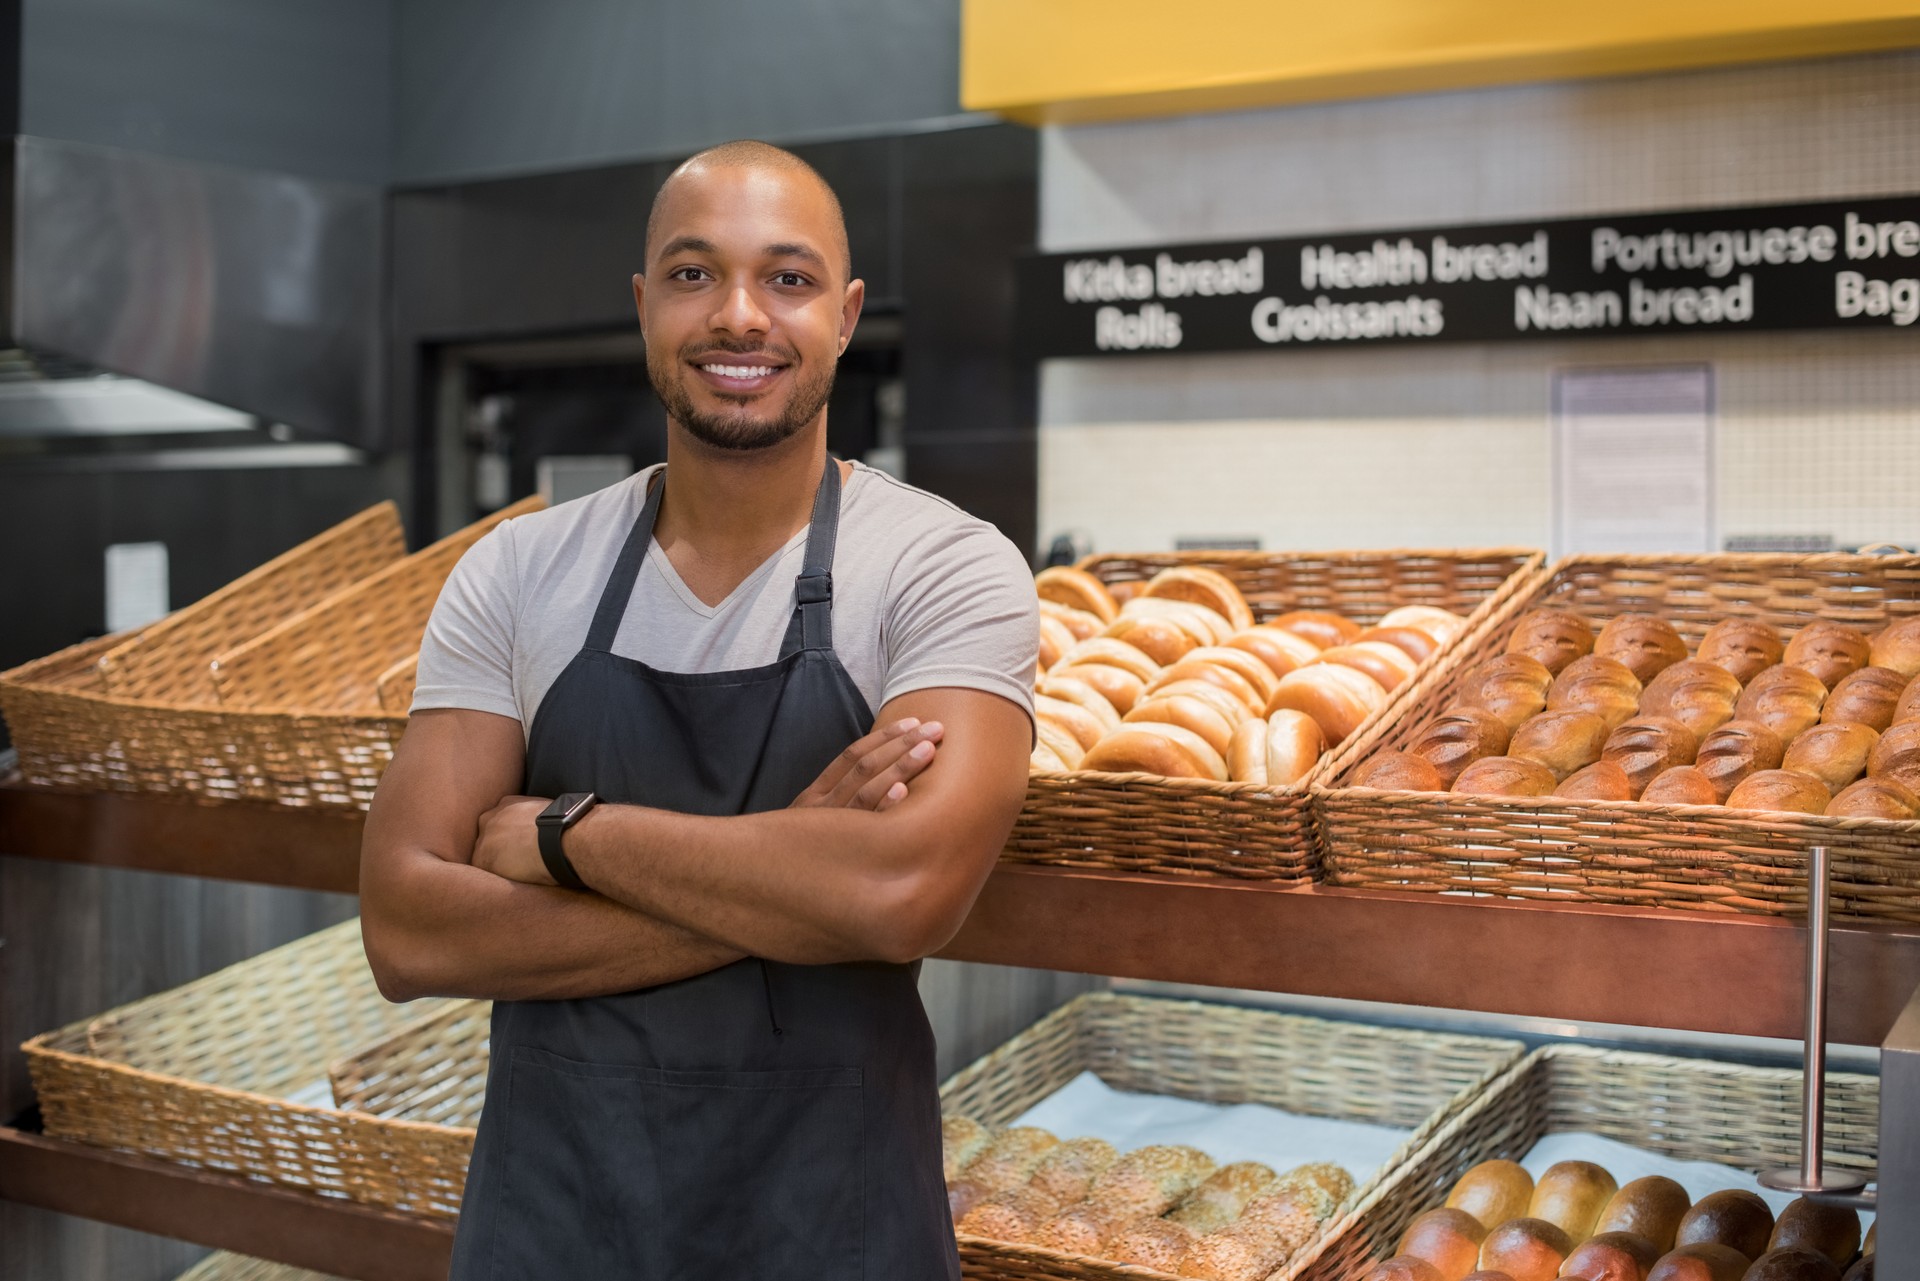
left=553, top=792, right=596, bottom=823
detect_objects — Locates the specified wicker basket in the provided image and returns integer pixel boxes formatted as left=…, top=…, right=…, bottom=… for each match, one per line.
left=175, top=1254, right=343, bottom=1281
left=938, top=992, right=1526, bottom=1281
left=24, top=920, right=475, bottom=1218
left=1318, top=553, right=1920, bottom=921
left=1295, top=1044, right=1877, bottom=1281
left=1013, top=549, right=1543, bottom=883
left=374, top=655, right=419, bottom=714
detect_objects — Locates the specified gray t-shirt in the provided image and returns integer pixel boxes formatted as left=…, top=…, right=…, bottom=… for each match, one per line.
left=413, top=462, right=1038, bottom=736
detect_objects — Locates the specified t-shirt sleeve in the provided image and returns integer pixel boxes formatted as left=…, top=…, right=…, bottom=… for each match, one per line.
left=880, top=518, right=1037, bottom=721
left=411, top=522, right=523, bottom=722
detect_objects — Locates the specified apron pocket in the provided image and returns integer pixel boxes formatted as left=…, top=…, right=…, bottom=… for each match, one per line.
left=488, top=1046, right=865, bottom=1281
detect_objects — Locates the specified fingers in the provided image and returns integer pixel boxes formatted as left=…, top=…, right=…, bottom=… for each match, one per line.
left=827, top=721, right=942, bottom=809
left=853, top=735, right=939, bottom=811
left=794, top=717, right=924, bottom=806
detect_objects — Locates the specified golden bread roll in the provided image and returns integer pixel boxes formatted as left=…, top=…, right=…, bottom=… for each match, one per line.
left=1036, top=676, right=1124, bottom=737
left=1035, top=695, right=1107, bottom=753
left=1725, top=768, right=1831, bottom=814
left=1056, top=636, right=1160, bottom=682
left=1784, top=621, right=1872, bottom=689
left=1108, top=579, right=1144, bottom=605
left=1228, top=626, right=1319, bottom=679
left=1027, top=1135, right=1119, bottom=1204
left=942, top=1116, right=993, bottom=1182
left=1361, top=625, right=1444, bottom=665
left=948, top=1177, right=987, bottom=1224
left=1272, top=1161, right=1354, bottom=1205
left=1549, top=656, right=1646, bottom=730
left=1354, top=749, right=1447, bottom=792
left=1125, top=595, right=1235, bottom=647
left=1127, top=692, right=1239, bottom=756
left=1382, top=605, right=1470, bottom=644
left=1782, top=721, right=1879, bottom=793
left=1319, top=640, right=1419, bottom=692
left=1821, top=665, right=1908, bottom=731
left=1104, top=614, right=1200, bottom=666
left=1037, top=1200, right=1129, bottom=1255
left=1868, top=718, right=1920, bottom=789
left=1447, top=1159, right=1535, bottom=1229
left=1030, top=741, right=1070, bottom=771
left=1507, top=608, right=1596, bottom=675
left=1454, top=755, right=1558, bottom=797
left=1410, top=706, right=1515, bottom=786
left=957, top=1185, right=1061, bottom=1242
left=1267, top=662, right=1390, bottom=747
left=1601, top=716, right=1702, bottom=798
left=1106, top=1216, right=1199, bottom=1270
left=1053, top=662, right=1148, bottom=715
left=1458, top=654, right=1556, bottom=730
left=963, top=1126, right=1060, bottom=1192
left=1649, top=1244, right=1754, bottom=1281
left=1036, top=566, right=1119, bottom=623
left=1480, top=1218, right=1574, bottom=1281
left=1146, top=656, right=1264, bottom=713
left=1562, top=1233, right=1664, bottom=1281
left=1697, top=618, right=1787, bottom=684
left=1767, top=1197, right=1860, bottom=1267
left=1557, top=760, right=1634, bottom=801
left=1640, top=766, right=1719, bottom=806
left=1269, top=609, right=1362, bottom=650
left=1089, top=1144, right=1217, bottom=1218
left=1693, top=720, right=1787, bottom=801
left=1168, top=1161, right=1279, bottom=1234
left=1039, top=597, right=1105, bottom=642
left=1143, top=565, right=1255, bottom=631
left=1896, top=675, right=1920, bottom=725
left=1870, top=617, right=1920, bottom=678
left=1399, top=1207, right=1490, bottom=1281
left=1463, top=1272, right=1523, bottom=1281
left=1038, top=614, right=1075, bottom=674
left=1593, top=1176, right=1690, bottom=1253
left=1364, top=1258, right=1450, bottom=1281
left=1186, top=646, right=1283, bottom=700
left=1511, top=710, right=1613, bottom=781
left=1229, top=710, right=1327, bottom=786
left=1179, top=1222, right=1294, bottom=1281
left=1746, top=1248, right=1841, bottom=1281
left=1034, top=717, right=1086, bottom=770
left=1640, top=660, right=1743, bottom=737
left=1153, top=678, right=1260, bottom=727
left=1595, top=614, right=1689, bottom=683
left=1676, top=1188, right=1775, bottom=1257
left=1081, top=723, right=1229, bottom=780
left=1828, top=775, right=1920, bottom=818
left=1528, top=1159, right=1618, bottom=1242
left=1736, top=664, right=1830, bottom=740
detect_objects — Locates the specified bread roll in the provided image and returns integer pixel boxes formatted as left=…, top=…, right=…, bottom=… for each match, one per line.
left=1030, top=740, right=1070, bottom=772
left=964, top=1126, right=1060, bottom=1192
left=942, top=1116, right=993, bottom=1182
left=1869, top=616, right=1920, bottom=678
left=1106, top=1216, right=1198, bottom=1270
left=1549, top=656, right=1646, bottom=730
left=1641, top=766, right=1719, bottom=806
left=1053, top=662, right=1148, bottom=715
left=949, top=1177, right=987, bottom=1224
left=1124, top=695, right=1238, bottom=757
left=1036, top=695, right=1107, bottom=753
left=1238, top=1180, right=1338, bottom=1249
left=1693, top=720, right=1788, bottom=801
left=1269, top=609, right=1362, bottom=650
left=1354, top=749, right=1447, bottom=792
left=1027, top=1135, right=1118, bottom=1204
left=1725, top=769, right=1831, bottom=815
left=1056, top=636, right=1160, bottom=682
left=1181, top=646, right=1283, bottom=702
left=1036, top=675, right=1124, bottom=737
left=1593, top=1176, right=1690, bottom=1253
left=1409, top=706, right=1515, bottom=786
left=958, top=1185, right=1061, bottom=1242
left=1363, top=1257, right=1450, bottom=1281
left=1040, top=597, right=1106, bottom=642
left=1785, top=622, right=1872, bottom=689
left=1782, top=721, right=1879, bottom=793
left=1267, top=662, right=1390, bottom=746
left=1458, top=654, right=1556, bottom=730
left=1745, top=1248, right=1841, bottom=1281
left=1558, top=760, right=1635, bottom=801
left=1125, top=595, right=1235, bottom=647
left=1361, top=625, right=1444, bottom=665
left=1676, top=1188, right=1775, bottom=1258
left=1081, top=723, right=1229, bottom=780
left=1464, top=1273, right=1523, bottom=1281
left=1143, top=565, right=1255, bottom=631
left=1528, top=1159, right=1618, bottom=1242
left=1735, top=665, right=1830, bottom=740
left=1168, top=1161, right=1279, bottom=1234
left=1088, top=1144, right=1216, bottom=1218
left=1766, top=1197, right=1860, bottom=1267
left=1479, top=1218, right=1574, bottom=1281
left=1446, top=1158, right=1534, bottom=1229
left=1319, top=640, right=1420, bottom=692
left=1228, top=626, right=1320, bottom=679
left=1595, top=614, right=1689, bottom=683
left=1648, top=1244, right=1753, bottom=1281
left=1230, top=710, right=1327, bottom=786
left=1151, top=678, right=1255, bottom=728
left=1828, top=775, right=1920, bottom=818
left=1562, top=1232, right=1663, bottom=1281
left=1273, top=1161, right=1354, bottom=1204
left=1105, top=614, right=1201, bottom=666
left=1034, top=717, right=1087, bottom=770
left=1821, top=665, right=1908, bottom=731
left=1511, top=710, right=1613, bottom=780
left=1868, top=718, right=1920, bottom=790
left=1038, top=614, right=1075, bottom=673
left=1897, top=674, right=1920, bottom=726
left=1507, top=608, right=1596, bottom=675
left=1697, top=618, right=1787, bottom=684
left=1601, top=716, right=1703, bottom=798
left=1454, top=755, right=1559, bottom=797
left=1382, top=605, right=1470, bottom=644
left=1036, top=566, right=1119, bottom=623
left=1398, top=1207, right=1490, bottom=1281
left=1146, top=657, right=1264, bottom=713
left=1108, top=579, right=1144, bottom=604
left=1037, top=1200, right=1129, bottom=1255
left=1640, top=661, right=1743, bottom=737
left=1179, top=1222, right=1294, bottom=1281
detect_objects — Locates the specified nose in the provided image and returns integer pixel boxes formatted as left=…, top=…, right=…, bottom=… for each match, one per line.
left=709, top=281, right=771, bottom=339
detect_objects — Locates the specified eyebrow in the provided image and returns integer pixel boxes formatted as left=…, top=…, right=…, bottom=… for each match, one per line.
left=655, top=235, right=829, bottom=272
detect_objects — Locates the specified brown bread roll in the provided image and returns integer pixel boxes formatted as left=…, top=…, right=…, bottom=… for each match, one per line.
left=1037, top=1200, right=1130, bottom=1254
left=1027, top=1135, right=1118, bottom=1204
left=1782, top=722, right=1879, bottom=793
left=1550, top=656, right=1646, bottom=730
left=1228, top=626, right=1320, bottom=680
left=1053, top=662, right=1149, bottom=715
left=1821, top=666, right=1908, bottom=732
left=1454, top=756, right=1559, bottom=797
left=1179, top=1222, right=1294, bottom=1281
left=1410, top=706, right=1516, bottom=786
left=1745, top=1249, right=1841, bottom=1281
left=1562, top=1232, right=1664, bottom=1281
left=1034, top=717, right=1087, bottom=770
left=1641, top=766, right=1720, bottom=807
left=1228, top=711, right=1327, bottom=786
left=1529, top=1159, right=1618, bottom=1242
left=1036, top=695, right=1109, bottom=753
left=1267, top=662, right=1390, bottom=746
left=958, top=1185, right=1062, bottom=1242
left=1765, top=1197, right=1860, bottom=1267
left=1596, top=614, right=1689, bottom=683
left=1105, top=613, right=1202, bottom=666
left=1735, top=665, right=1830, bottom=740
left=1273, top=1161, right=1355, bottom=1204
left=1694, top=721, right=1788, bottom=802
left=1602, top=716, right=1703, bottom=797
left=1037, top=676, right=1125, bottom=737
left=1399, top=1207, right=1490, bottom=1281
left=1239, top=1180, right=1337, bottom=1246
left=1447, top=1159, right=1536, bottom=1232
left=949, top=1177, right=987, bottom=1224
left=1508, top=608, right=1597, bottom=675
left=1088, top=1144, right=1216, bottom=1218
left=1269, top=609, right=1362, bottom=650
left=1870, top=616, right=1920, bottom=679
left=1361, top=625, right=1444, bottom=665
left=1319, top=640, right=1420, bottom=692
left=1126, top=693, right=1239, bottom=756
left=1512, top=710, right=1613, bottom=780
left=1558, top=760, right=1635, bottom=801
left=1364, top=1257, right=1451, bottom=1281
left=1648, top=1244, right=1753, bottom=1281
left=1640, top=661, right=1743, bottom=737
left=1382, top=605, right=1471, bottom=645
left=1465, top=1273, right=1523, bottom=1281
left=1677, top=1188, right=1775, bottom=1258
left=1036, top=566, right=1119, bottom=623
left=1897, top=675, right=1920, bottom=725
left=964, top=1126, right=1060, bottom=1192
left=1481, top=1218, right=1575, bottom=1281
left=1146, top=656, right=1265, bottom=714
left=1725, top=769, right=1831, bottom=815
left=1828, top=775, right=1920, bottom=818
left=1081, top=723, right=1229, bottom=780
left=1594, top=1175, right=1691, bottom=1252
left=1040, top=598, right=1105, bottom=642
left=1458, top=653, right=1557, bottom=730
left=1168, top=1161, right=1279, bottom=1233
left=1143, top=566, right=1255, bottom=631
left=1354, top=749, right=1448, bottom=792
left=1124, top=595, right=1235, bottom=648
left=1057, top=636, right=1161, bottom=682
left=1697, top=619, right=1787, bottom=684
left=942, top=1116, right=993, bottom=1182
left=1106, top=1216, right=1200, bottom=1270
left=1868, top=718, right=1920, bottom=790
left=1784, top=622, right=1872, bottom=689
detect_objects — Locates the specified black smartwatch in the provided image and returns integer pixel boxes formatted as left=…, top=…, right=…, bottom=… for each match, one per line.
left=535, top=792, right=598, bottom=891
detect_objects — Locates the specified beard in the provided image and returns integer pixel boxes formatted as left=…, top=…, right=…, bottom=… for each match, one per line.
left=648, top=338, right=837, bottom=452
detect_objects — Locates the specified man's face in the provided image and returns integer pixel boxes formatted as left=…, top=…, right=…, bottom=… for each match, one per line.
left=637, top=165, right=861, bottom=452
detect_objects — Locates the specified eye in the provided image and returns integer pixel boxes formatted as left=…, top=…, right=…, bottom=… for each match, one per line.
left=668, top=265, right=710, bottom=282
left=772, top=271, right=810, bottom=288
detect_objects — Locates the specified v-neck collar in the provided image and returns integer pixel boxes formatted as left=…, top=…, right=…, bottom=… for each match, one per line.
left=644, top=525, right=811, bottom=619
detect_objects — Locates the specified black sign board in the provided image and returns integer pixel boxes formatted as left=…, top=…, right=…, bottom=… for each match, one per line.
left=1019, top=196, right=1920, bottom=357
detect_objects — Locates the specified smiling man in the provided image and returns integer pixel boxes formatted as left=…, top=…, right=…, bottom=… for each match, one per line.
left=359, top=140, right=1037, bottom=1279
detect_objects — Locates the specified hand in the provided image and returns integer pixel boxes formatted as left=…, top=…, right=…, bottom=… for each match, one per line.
left=472, top=795, right=555, bottom=886
left=790, top=717, right=944, bottom=812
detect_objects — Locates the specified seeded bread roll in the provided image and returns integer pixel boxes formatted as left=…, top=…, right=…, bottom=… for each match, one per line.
left=1869, top=719, right=1920, bottom=790
left=1124, top=596, right=1235, bottom=648
left=1821, top=665, right=1908, bottom=731
left=1082, top=722, right=1230, bottom=780
left=1034, top=718, right=1086, bottom=770
left=1511, top=709, right=1613, bottom=780
left=1038, top=1201, right=1132, bottom=1254
left=1106, top=1216, right=1199, bottom=1270
left=942, top=1116, right=993, bottom=1182
left=1272, top=1161, right=1354, bottom=1204
left=1036, top=676, right=1125, bottom=737
left=1036, top=694, right=1108, bottom=753
left=1736, top=665, right=1830, bottom=740
left=1594, top=1176, right=1691, bottom=1253
left=1726, top=769, right=1831, bottom=815
left=1228, top=626, right=1321, bottom=680
left=1697, top=618, right=1787, bottom=684
left=1649, top=1244, right=1754, bottom=1281
left=1381, top=605, right=1470, bottom=645
left=1676, top=1188, right=1775, bottom=1258
left=1766, top=1196, right=1860, bottom=1267
left=1146, top=657, right=1264, bottom=714
left=1454, top=755, right=1558, bottom=797
left=1640, top=660, right=1743, bottom=738
left=1782, top=721, right=1880, bottom=793
left=1360, top=625, right=1443, bottom=665
left=1595, top=614, right=1689, bottom=684
left=1746, top=1248, right=1841, bottom=1281
left=1641, top=766, right=1719, bottom=806
left=1105, top=614, right=1201, bottom=666
left=1354, top=749, right=1447, bottom=792
left=1179, top=1222, right=1295, bottom=1281
left=1028, top=1135, right=1119, bottom=1204
left=1562, top=1232, right=1663, bottom=1281
left=1040, top=598, right=1105, bottom=642
left=1056, top=636, right=1161, bottom=682
left=1785, top=622, right=1872, bottom=689
left=1088, top=1145, right=1217, bottom=1219
left=1269, top=609, right=1362, bottom=650
left=1528, top=1159, right=1618, bottom=1242
left=1243, top=1179, right=1338, bottom=1241
left=964, top=1126, right=1060, bottom=1193
left=1228, top=710, right=1327, bottom=786
left=1399, top=1208, right=1491, bottom=1281
left=1549, top=656, right=1646, bottom=730
left=1446, top=1159, right=1534, bottom=1229
left=1457, top=653, right=1556, bottom=729
left=1053, top=662, right=1148, bottom=715
left=1142, top=566, right=1255, bottom=631
left=1168, top=1161, right=1279, bottom=1233
left=1479, top=1218, right=1573, bottom=1281
left=1318, top=640, right=1419, bottom=692
left=1557, top=760, right=1634, bottom=801
left=1694, top=720, right=1787, bottom=801
left=1829, top=776, right=1920, bottom=818
left=958, top=1185, right=1062, bottom=1242
left=1036, top=566, right=1119, bottom=623
left=949, top=1177, right=988, bottom=1224
left=1602, top=716, right=1702, bottom=798
left=1267, top=662, right=1390, bottom=747
left=1126, top=693, right=1239, bottom=756
left=1507, top=608, right=1596, bottom=675
left=1409, top=706, right=1515, bottom=786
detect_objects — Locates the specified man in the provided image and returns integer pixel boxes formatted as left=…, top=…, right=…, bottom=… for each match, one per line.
left=360, top=139, right=1036, bottom=1279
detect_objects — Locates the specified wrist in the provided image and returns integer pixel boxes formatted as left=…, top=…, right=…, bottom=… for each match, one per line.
left=536, top=792, right=599, bottom=890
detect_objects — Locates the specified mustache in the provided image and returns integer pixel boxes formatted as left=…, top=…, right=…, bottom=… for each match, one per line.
left=681, top=340, right=798, bottom=364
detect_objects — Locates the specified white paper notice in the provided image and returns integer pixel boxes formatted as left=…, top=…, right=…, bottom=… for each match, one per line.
left=104, top=541, right=170, bottom=633
left=1552, top=366, right=1714, bottom=557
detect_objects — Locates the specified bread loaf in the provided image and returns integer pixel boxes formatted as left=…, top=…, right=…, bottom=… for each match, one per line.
left=1036, top=676, right=1124, bottom=737
left=1353, top=749, right=1447, bottom=792
left=1562, top=1232, right=1663, bottom=1281
left=1693, top=720, right=1787, bottom=801
left=1052, top=662, right=1148, bottom=715
left=1453, top=755, right=1558, bottom=797
left=1870, top=617, right=1920, bottom=679
left=1456, top=653, right=1555, bottom=729
left=1697, top=618, right=1787, bottom=684
left=1318, top=640, right=1419, bottom=692
left=1269, top=609, right=1362, bottom=650
left=1528, top=1159, right=1618, bottom=1242
left=1034, top=717, right=1087, bottom=770
left=1056, top=636, right=1160, bottom=682
left=1408, top=706, right=1515, bottom=786
left=1511, top=709, right=1613, bottom=780
left=1361, top=625, right=1443, bottom=665
left=1381, top=605, right=1470, bottom=644
left=1105, top=1216, right=1198, bottom=1270
left=1746, top=1248, right=1842, bottom=1281
left=1229, top=710, right=1326, bottom=785
left=1105, top=613, right=1201, bottom=666
left=1506, top=608, right=1596, bottom=674
left=1398, top=1208, right=1490, bottom=1281
left=1781, top=721, right=1879, bottom=792
left=1124, top=595, right=1235, bottom=647
left=1036, top=566, right=1118, bottom=623
left=1479, top=1218, right=1573, bottom=1281
left=1785, top=621, right=1872, bottom=689
left=1735, top=664, right=1830, bottom=740
left=1593, top=1175, right=1691, bottom=1253
left=1228, top=626, right=1320, bottom=679
left=1089, top=1144, right=1216, bottom=1218
left=1766, top=1196, right=1860, bottom=1267
left=1601, top=716, right=1702, bottom=798
left=1828, top=775, right=1920, bottom=818
left=1641, top=766, right=1719, bottom=806
left=1267, top=662, right=1390, bottom=746
left=1126, top=693, right=1238, bottom=756
left=1867, top=718, right=1920, bottom=790
left=1027, top=1135, right=1118, bottom=1204
left=1143, top=566, right=1255, bottom=631
left=1639, top=660, right=1742, bottom=737
left=1446, top=1158, right=1534, bottom=1229
left=942, top=1116, right=992, bottom=1182
left=957, top=1186, right=1061, bottom=1242
left=1676, top=1188, right=1775, bottom=1258
left=1648, top=1244, right=1754, bottom=1281
left=1549, top=656, right=1645, bottom=729
left=1557, top=760, right=1635, bottom=801
left=1821, top=665, right=1908, bottom=731
left=1168, top=1161, right=1279, bottom=1233
left=1080, top=723, right=1229, bottom=780
left=1595, top=614, right=1689, bottom=683
left=1040, top=598, right=1105, bottom=641
left=1725, top=769, right=1831, bottom=815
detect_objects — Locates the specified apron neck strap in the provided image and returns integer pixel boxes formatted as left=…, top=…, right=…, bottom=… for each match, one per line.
left=584, top=469, right=666, bottom=653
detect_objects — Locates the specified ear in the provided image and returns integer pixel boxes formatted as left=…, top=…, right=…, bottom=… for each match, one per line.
left=631, top=273, right=646, bottom=329
left=838, top=276, right=865, bottom=355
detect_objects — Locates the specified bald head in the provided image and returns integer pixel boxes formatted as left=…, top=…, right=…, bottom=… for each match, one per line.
left=645, top=140, right=851, bottom=283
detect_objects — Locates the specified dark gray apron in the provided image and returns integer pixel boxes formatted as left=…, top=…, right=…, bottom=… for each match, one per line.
left=448, top=459, right=959, bottom=1281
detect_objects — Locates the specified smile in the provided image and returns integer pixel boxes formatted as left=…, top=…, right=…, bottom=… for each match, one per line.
left=697, top=362, right=784, bottom=382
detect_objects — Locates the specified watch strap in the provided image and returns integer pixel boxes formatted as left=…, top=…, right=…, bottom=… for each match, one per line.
left=537, top=804, right=593, bottom=892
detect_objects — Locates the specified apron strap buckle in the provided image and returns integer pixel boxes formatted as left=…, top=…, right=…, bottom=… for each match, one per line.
left=796, top=572, right=834, bottom=605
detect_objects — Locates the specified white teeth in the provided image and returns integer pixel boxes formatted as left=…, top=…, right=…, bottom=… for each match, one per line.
left=702, top=363, right=775, bottom=379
